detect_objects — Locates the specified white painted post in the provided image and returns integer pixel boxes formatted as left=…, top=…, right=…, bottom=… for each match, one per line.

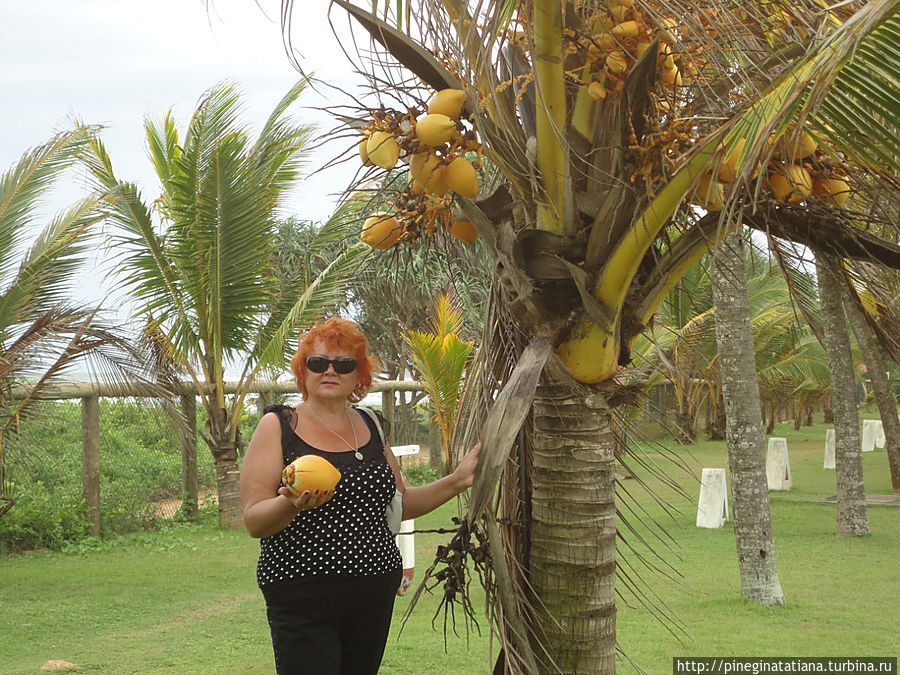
left=766, top=437, right=792, bottom=490
left=861, top=420, right=879, bottom=452
left=696, top=468, right=729, bottom=529
left=392, top=444, right=421, bottom=458
left=824, top=429, right=836, bottom=470
left=397, top=518, right=415, bottom=567
left=394, top=444, right=419, bottom=595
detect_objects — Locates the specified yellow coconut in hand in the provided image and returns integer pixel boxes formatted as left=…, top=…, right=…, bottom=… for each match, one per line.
left=366, top=131, right=400, bottom=169
left=427, top=89, right=466, bottom=119
left=416, top=114, right=457, bottom=147
left=282, top=454, right=342, bottom=496
left=445, top=156, right=478, bottom=198
left=361, top=213, right=402, bottom=249
left=769, top=164, right=813, bottom=205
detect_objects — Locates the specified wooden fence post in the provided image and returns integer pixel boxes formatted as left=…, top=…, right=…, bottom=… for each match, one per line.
left=381, top=389, right=394, bottom=441
left=180, top=394, right=198, bottom=519
left=81, top=395, right=101, bottom=537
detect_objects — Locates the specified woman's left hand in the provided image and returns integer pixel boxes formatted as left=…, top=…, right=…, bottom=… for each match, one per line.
left=452, top=440, right=482, bottom=491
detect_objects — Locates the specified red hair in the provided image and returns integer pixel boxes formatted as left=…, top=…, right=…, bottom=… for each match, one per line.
left=290, top=318, right=378, bottom=402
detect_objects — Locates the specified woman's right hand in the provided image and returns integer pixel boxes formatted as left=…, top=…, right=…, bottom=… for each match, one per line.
left=278, top=486, right=334, bottom=512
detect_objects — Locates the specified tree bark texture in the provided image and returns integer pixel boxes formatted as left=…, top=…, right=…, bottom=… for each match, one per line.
left=206, top=406, right=243, bottom=529
left=711, top=234, right=785, bottom=606
left=816, top=257, right=870, bottom=536
left=530, top=380, right=616, bottom=674
left=842, top=285, right=900, bottom=490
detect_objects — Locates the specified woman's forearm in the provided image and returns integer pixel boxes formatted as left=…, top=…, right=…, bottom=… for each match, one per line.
left=243, top=495, right=299, bottom=538
left=400, top=473, right=467, bottom=520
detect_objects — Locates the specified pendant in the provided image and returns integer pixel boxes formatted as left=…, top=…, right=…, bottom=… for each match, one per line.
left=354, top=451, right=364, bottom=461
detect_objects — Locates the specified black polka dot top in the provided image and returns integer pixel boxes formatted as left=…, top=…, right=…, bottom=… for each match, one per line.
left=256, top=405, right=402, bottom=588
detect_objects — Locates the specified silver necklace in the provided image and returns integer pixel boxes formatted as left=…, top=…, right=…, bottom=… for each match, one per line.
left=305, top=403, right=362, bottom=461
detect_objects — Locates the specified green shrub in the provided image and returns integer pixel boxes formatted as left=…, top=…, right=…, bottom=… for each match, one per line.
left=403, top=464, right=441, bottom=486
left=0, top=399, right=222, bottom=551
left=0, top=483, right=88, bottom=553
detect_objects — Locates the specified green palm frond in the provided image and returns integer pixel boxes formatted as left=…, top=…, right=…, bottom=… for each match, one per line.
left=252, top=79, right=315, bottom=191
left=0, top=197, right=102, bottom=339
left=405, top=292, right=475, bottom=469
left=85, top=134, right=200, bottom=356
left=243, top=241, right=369, bottom=386
left=807, top=7, right=900, bottom=174
left=722, top=0, right=900, bottom=186
left=145, top=111, right=181, bottom=197
left=0, top=127, right=94, bottom=267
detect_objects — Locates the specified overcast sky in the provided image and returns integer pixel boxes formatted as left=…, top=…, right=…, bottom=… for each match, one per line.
left=1, top=0, right=362, bottom=309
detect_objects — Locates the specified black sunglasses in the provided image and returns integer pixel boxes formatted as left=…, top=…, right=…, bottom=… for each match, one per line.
left=306, top=356, right=358, bottom=374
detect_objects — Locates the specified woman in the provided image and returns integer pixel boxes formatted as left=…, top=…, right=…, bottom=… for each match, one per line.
left=241, top=317, right=480, bottom=675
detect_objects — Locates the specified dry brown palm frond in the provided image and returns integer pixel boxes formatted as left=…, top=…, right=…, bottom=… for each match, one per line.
left=1, top=308, right=183, bottom=438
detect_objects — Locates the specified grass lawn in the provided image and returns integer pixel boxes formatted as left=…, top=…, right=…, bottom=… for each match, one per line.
left=1, top=420, right=898, bottom=674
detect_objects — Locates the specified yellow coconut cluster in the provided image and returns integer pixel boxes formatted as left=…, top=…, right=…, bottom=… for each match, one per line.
left=688, top=128, right=852, bottom=211
left=571, top=0, right=703, bottom=102
left=358, top=88, right=483, bottom=248
left=558, top=0, right=721, bottom=190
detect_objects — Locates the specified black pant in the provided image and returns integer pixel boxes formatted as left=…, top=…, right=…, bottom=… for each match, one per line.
left=261, top=569, right=402, bottom=675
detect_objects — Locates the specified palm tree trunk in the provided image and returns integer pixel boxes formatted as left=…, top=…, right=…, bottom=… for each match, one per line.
left=816, top=256, right=870, bottom=536
left=206, top=405, right=243, bottom=529
left=842, top=285, right=900, bottom=490
left=529, top=379, right=616, bottom=673
left=674, top=406, right=696, bottom=445
left=711, top=233, right=785, bottom=606
left=706, top=389, right=727, bottom=441
left=212, top=443, right=242, bottom=528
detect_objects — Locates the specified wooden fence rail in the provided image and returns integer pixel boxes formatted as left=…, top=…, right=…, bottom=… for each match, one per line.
left=8, top=380, right=423, bottom=533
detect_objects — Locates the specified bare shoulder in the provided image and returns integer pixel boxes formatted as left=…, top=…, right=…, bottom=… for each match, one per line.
left=246, top=412, right=284, bottom=460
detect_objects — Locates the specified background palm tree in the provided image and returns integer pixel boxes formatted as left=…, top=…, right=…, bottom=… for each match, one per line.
left=86, top=81, right=368, bottom=528
left=840, top=268, right=900, bottom=488
left=633, top=241, right=828, bottom=442
left=711, top=231, right=785, bottom=606
left=817, top=255, right=871, bottom=536
left=405, top=292, right=475, bottom=474
left=277, top=1, right=900, bottom=671
left=0, top=128, right=169, bottom=520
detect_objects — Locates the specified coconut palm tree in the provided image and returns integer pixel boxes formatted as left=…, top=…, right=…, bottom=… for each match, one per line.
left=711, top=231, right=785, bottom=606
left=85, top=81, right=368, bottom=529
left=0, top=128, right=170, bottom=520
left=817, top=255, right=871, bottom=536
left=840, top=266, right=900, bottom=489
left=277, top=1, right=900, bottom=671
